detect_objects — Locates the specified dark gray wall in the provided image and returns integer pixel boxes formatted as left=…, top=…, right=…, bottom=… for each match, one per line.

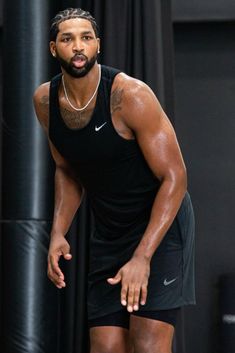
left=0, top=0, right=2, bottom=26
left=0, top=0, right=2, bottom=343
left=174, top=22, right=235, bottom=353
left=172, top=0, right=235, bottom=21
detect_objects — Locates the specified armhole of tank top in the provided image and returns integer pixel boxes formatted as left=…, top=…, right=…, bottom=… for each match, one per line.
left=49, top=74, right=61, bottom=136
left=103, top=67, right=131, bottom=139
left=105, top=68, right=138, bottom=144
left=102, top=66, right=121, bottom=118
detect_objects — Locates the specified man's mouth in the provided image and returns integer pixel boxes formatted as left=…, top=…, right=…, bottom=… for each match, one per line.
left=71, top=54, right=87, bottom=68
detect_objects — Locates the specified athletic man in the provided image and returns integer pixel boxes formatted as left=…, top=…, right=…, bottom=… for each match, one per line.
left=33, top=8, right=195, bottom=353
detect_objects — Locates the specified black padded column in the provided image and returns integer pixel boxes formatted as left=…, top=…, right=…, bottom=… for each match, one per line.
left=2, top=1, right=59, bottom=352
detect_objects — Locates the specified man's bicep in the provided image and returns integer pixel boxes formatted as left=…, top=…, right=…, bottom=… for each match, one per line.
left=139, top=120, right=186, bottom=181
left=124, top=89, right=186, bottom=181
left=49, top=140, right=83, bottom=193
left=48, top=140, right=72, bottom=170
left=33, top=83, right=50, bottom=133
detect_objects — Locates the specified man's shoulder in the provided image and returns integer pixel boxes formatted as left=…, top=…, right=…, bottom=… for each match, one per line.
left=98, top=64, right=148, bottom=96
left=33, top=81, right=51, bottom=132
left=33, top=81, right=50, bottom=104
left=113, top=70, right=150, bottom=101
left=111, top=69, right=162, bottom=128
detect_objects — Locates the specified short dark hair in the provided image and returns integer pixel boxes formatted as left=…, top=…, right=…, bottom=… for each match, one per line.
left=50, top=8, right=99, bottom=41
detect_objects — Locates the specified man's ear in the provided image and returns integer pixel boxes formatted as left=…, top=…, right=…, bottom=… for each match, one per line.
left=49, top=41, right=57, bottom=57
left=97, top=38, right=100, bottom=54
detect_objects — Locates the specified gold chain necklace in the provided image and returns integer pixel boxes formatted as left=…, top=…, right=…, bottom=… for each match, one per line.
left=62, top=64, right=101, bottom=112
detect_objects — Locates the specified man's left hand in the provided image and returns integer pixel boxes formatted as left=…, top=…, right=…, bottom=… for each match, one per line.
left=107, top=255, right=150, bottom=312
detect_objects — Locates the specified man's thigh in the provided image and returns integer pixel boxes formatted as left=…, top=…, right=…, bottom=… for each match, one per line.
left=89, top=310, right=133, bottom=353
left=129, top=309, right=178, bottom=353
left=89, top=308, right=178, bottom=353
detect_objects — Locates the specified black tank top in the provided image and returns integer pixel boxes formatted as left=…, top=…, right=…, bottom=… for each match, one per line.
left=49, top=65, right=160, bottom=238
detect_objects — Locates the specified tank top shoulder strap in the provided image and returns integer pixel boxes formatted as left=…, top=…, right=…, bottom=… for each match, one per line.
left=49, top=73, right=63, bottom=139
left=100, top=65, right=121, bottom=116
left=101, top=65, right=121, bottom=80
left=101, top=65, right=121, bottom=90
left=49, top=73, right=62, bottom=118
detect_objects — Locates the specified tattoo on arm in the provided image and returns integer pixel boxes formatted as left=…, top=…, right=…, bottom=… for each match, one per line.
left=37, top=95, right=49, bottom=131
left=111, top=88, right=123, bottom=114
left=39, top=95, right=49, bottom=114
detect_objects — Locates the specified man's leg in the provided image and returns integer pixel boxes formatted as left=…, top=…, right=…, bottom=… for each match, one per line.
left=130, top=309, right=178, bottom=353
left=89, top=310, right=133, bottom=353
left=90, top=326, right=133, bottom=353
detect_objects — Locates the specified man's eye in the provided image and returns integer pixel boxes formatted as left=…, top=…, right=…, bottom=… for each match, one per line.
left=62, top=37, right=71, bottom=42
left=83, top=36, right=92, bottom=40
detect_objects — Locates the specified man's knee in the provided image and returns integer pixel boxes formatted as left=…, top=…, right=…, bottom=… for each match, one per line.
left=133, top=336, right=172, bottom=353
left=90, top=341, right=116, bottom=353
left=90, top=326, right=132, bottom=353
left=90, top=340, right=132, bottom=353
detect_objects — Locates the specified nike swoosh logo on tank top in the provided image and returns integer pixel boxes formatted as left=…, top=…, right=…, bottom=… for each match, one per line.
left=95, top=122, right=107, bottom=131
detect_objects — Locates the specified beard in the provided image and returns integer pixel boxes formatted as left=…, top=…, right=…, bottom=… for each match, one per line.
left=56, top=51, right=98, bottom=78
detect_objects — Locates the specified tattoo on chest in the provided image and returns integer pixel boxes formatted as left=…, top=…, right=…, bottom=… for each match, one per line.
left=60, top=106, right=94, bottom=130
left=111, top=88, right=124, bottom=114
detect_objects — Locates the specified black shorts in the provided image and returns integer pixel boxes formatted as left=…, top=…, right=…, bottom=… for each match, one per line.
left=88, top=192, right=195, bottom=320
left=88, top=307, right=180, bottom=329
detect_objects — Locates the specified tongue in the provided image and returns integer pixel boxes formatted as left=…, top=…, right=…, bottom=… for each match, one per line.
left=72, top=58, right=86, bottom=68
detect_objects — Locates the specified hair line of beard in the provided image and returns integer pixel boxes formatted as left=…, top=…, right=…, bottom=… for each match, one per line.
left=56, top=52, right=98, bottom=78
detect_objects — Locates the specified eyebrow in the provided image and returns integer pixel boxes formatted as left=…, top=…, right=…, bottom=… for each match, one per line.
left=81, top=31, right=93, bottom=35
left=61, top=32, right=72, bottom=37
left=61, top=31, right=94, bottom=37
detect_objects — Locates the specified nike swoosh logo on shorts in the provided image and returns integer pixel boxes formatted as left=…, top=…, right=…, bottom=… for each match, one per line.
left=163, top=278, right=177, bottom=286
left=95, top=122, right=107, bottom=131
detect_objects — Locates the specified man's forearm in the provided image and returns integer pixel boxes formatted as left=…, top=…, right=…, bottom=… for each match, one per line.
left=51, top=167, right=83, bottom=237
left=133, top=176, right=186, bottom=261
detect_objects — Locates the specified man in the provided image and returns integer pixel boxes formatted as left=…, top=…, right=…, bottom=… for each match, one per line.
left=33, top=8, right=195, bottom=353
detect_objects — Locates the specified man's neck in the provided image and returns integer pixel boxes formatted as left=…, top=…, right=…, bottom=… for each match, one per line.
left=61, top=63, right=100, bottom=105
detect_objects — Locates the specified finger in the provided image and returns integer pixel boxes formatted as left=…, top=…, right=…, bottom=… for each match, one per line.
left=107, top=272, right=122, bottom=285
left=133, top=286, right=141, bottom=311
left=47, top=261, right=53, bottom=281
left=47, top=261, right=65, bottom=288
left=121, top=284, right=128, bottom=306
left=61, top=244, right=72, bottom=260
left=140, top=284, right=148, bottom=306
left=127, top=285, right=134, bottom=313
left=56, top=281, right=66, bottom=289
left=50, top=255, right=64, bottom=280
left=64, top=253, right=72, bottom=260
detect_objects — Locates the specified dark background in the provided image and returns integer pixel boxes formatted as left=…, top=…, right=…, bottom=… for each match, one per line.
left=1, top=1, right=235, bottom=352
left=174, top=22, right=235, bottom=353
left=172, top=0, right=235, bottom=21
left=172, top=1, right=235, bottom=352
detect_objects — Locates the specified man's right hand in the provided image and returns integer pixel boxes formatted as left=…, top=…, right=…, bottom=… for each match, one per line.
left=47, top=234, right=72, bottom=288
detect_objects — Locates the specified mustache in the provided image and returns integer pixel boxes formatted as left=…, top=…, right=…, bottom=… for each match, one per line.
left=71, top=53, right=88, bottom=61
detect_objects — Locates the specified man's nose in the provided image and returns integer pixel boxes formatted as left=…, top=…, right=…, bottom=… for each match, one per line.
left=72, top=39, right=84, bottom=52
